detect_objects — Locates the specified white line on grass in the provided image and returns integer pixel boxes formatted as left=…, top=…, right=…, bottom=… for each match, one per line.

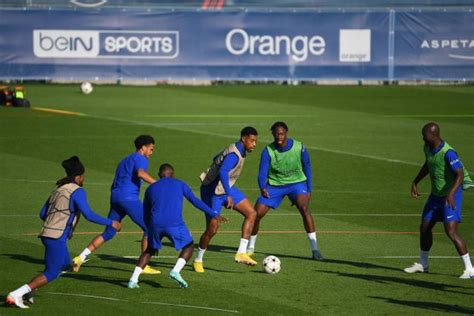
left=85, top=114, right=421, bottom=166
left=373, top=256, right=460, bottom=259
left=9, top=178, right=459, bottom=197
left=48, top=292, right=125, bottom=301
left=143, top=301, right=239, bottom=314
left=47, top=292, right=239, bottom=313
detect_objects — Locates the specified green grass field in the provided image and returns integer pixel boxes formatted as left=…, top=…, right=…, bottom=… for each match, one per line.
left=1, top=84, right=473, bottom=315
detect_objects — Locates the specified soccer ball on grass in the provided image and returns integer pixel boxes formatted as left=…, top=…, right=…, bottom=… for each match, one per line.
left=263, top=255, right=281, bottom=274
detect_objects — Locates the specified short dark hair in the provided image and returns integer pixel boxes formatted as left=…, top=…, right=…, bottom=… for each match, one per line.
left=134, top=135, right=155, bottom=150
left=159, top=163, right=174, bottom=177
left=241, top=126, right=258, bottom=137
left=270, top=121, right=288, bottom=133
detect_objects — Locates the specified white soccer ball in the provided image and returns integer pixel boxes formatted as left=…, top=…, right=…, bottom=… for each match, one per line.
left=263, top=255, right=281, bottom=274
left=80, top=82, right=93, bottom=95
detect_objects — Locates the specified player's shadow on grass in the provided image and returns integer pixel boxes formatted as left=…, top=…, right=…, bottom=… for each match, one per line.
left=201, top=243, right=235, bottom=254
left=241, top=251, right=403, bottom=273
left=97, top=254, right=175, bottom=269
left=369, top=296, right=474, bottom=314
left=317, top=270, right=473, bottom=296
left=62, top=272, right=163, bottom=289
left=321, top=258, right=403, bottom=272
left=1, top=253, right=43, bottom=266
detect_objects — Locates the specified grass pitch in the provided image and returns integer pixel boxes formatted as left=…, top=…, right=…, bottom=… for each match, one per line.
left=1, top=84, right=473, bottom=315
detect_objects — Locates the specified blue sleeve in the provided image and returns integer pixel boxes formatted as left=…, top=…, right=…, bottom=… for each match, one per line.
left=39, top=199, right=49, bottom=220
left=219, top=153, right=239, bottom=195
left=134, top=154, right=148, bottom=173
left=445, top=149, right=463, bottom=172
left=258, top=148, right=270, bottom=190
left=301, top=145, right=312, bottom=192
left=182, top=182, right=218, bottom=218
left=72, top=189, right=113, bottom=226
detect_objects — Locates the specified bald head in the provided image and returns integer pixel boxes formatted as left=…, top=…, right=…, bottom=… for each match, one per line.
left=422, top=122, right=441, bottom=148
left=422, top=122, right=440, bottom=136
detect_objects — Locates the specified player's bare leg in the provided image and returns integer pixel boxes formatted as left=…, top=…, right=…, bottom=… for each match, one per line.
left=404, top=219, right=436, bottom=274
left=248, top=203, right=272, bottom=255
left=444, top=221, right=474, bottom=278
left=233, top=199, right=257, bottom=266
left=294, top=193, right=323, bottom=260
left=128, top=247, right=154, bottom=288
left=170, top=243, right=194, bottom=288
left=444, top=221, right=467, bottom=255
left=193, top=217, right=220, bottom=272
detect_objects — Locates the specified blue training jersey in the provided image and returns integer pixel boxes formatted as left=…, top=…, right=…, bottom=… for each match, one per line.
left=144, top=177, right=217, bottom=227
left=110, top=152, right=149, bottom=202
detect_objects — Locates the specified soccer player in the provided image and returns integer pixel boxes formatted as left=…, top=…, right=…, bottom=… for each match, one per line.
left=72, top=135, right=159, bottom=274
left=128, top=163, right=224, bottom=289
left=6, top=156, right=121, bottom=309
left=192, top=126, right=258, bottom=272
left=249, top=122, right=323, bottom=260
left=404, top=122, right=474, bottom=279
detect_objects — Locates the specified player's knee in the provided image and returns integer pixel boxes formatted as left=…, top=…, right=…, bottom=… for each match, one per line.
left=43, top=268, right=61, bottom=283
left=419, top=224, right=432, bottom=235
left=101, top=226, right=117, bottom=241
left=246, top=210, right=257, bottom=222
left=144, top=246, right=157, bottom=256
left=206, top=226, right=218, bottom=237
left=445, top=228, right=458, bottom=241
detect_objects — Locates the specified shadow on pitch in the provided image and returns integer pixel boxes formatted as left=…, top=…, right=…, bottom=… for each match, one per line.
left=97, top=254, right=175, bottom=269
left=369, top=296, right=474, bottom=314
left=1, top=253, right=44, bottom=266
left=62, top=272, right=162, bottom=289
left=317, top=270, right=473, bottom=296
left=320, top=258, right=403, bottom=272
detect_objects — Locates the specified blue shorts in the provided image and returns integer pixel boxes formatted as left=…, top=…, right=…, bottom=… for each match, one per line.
left=200, top=185, right=246, bottom=220
left=147, top=224, right=193, bottom=251
left=256, top=181, right=309, bottom=209
left=422, top=188, right=462, bottom=223
left=41, top=237, right=70, bottom=282
left=102, top=200, right=147, bottom=241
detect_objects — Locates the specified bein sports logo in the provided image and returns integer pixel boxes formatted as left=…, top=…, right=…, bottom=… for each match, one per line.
left=33, top=30, right=179, bottom=59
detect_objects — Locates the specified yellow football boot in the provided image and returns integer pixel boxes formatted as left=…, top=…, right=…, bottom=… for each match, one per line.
left=143, top=265, right=161, bottom=274
left=193, top=261, right=205, bottom=273
left=235, top=253, right=257, bottom=266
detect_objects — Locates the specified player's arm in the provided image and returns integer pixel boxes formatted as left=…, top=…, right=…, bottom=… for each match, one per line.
left=39, top=199, right=49, bottom=220
left=411, top=162, right=429, bottom=198
left=135, top=154, right=156, bottom=184
left=72, top=188, right=121, bottom=231
left=446, top=150, right=464, bottom=209
left=137, top=168, right=156, bottom=184
left=258, top=148, right=271, bottom=198
left=218, top=153, right=239, bottom=209
left=182, top=182, right=227, bottom=223
left=301, top=145, right=312, bottom=199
